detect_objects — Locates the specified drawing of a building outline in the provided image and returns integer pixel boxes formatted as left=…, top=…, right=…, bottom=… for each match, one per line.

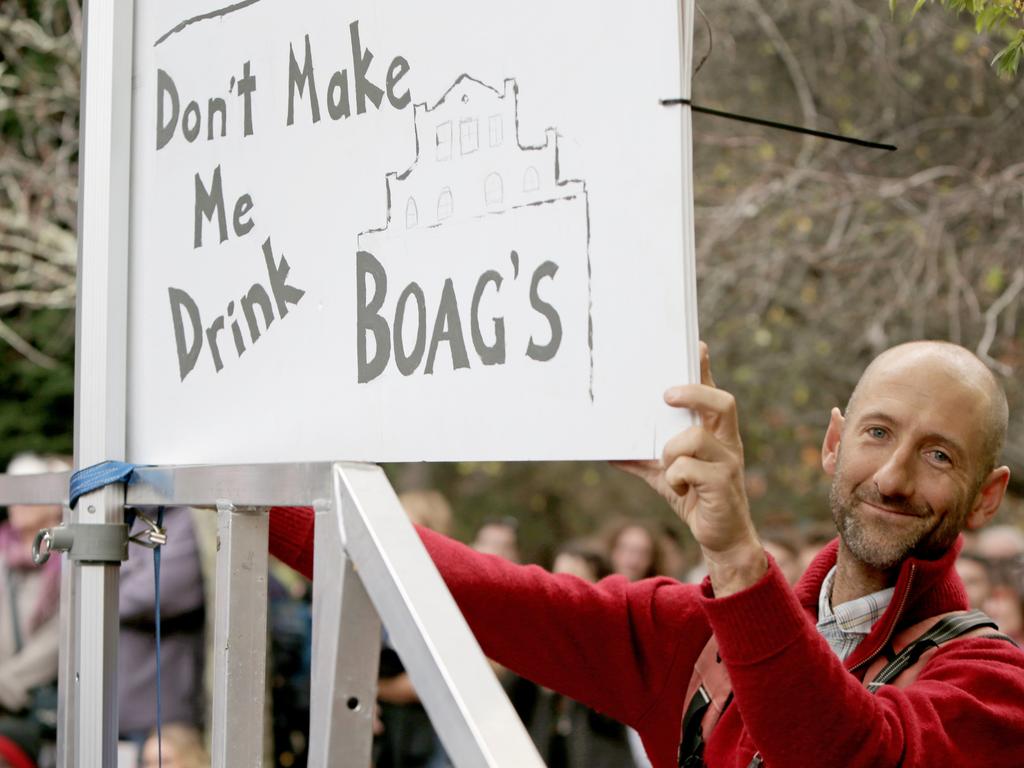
left=358, top=74, right=594, bottom=399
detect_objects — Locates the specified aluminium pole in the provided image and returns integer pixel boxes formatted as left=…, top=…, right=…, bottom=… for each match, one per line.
left=334, top=463, right=545, bottom=766
left=61, top=0, right=135, bottom=765
left=210, top=503, right=269, bottom=768
left=307, top=497, right=381, bottom=767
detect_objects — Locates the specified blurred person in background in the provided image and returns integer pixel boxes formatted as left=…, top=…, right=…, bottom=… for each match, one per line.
left=984, top=586, right=1024, bottom=645
left=975, top=524, right=1024, bottom=590
left=601, top=520, right=664, bottom=766
left=796, top=520, right=836, bottom=576
left=974, top=524, right=1024, bottom=644
left=140, top=722, right=209, bottom=768
left=551, top=541, right=611, bottom=583
left=955, top=552, right=993, bottom=610
left=470, top=517, right=520, bottom=563
left=654, top=523, right=688, bottom=582
left=523, top=541, right=635, bottom=768
left=602, top=519, right=663, bottom=582
left=118, top=507, right=206, bottom=746
left=468, top=513, right=542, bottom=749
left=976, top=524, right=1024, bottom=561
left=760, top=529, right=802, bottom=586
left=0, top=454, right=69, bottom=768
left=401, top=491, right=454, bottom=537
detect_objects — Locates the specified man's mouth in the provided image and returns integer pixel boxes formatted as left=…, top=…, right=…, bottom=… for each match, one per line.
left=857, top=498, right=922, bottom=518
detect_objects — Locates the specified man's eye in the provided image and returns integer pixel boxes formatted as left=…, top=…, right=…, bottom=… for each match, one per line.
left=931, top=450, right=952, bottom=465
left=868, top=427, right=887, bottom=439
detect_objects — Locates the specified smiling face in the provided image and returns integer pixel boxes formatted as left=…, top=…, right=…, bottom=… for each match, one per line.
left=822, top=343, right=1010, bottom=572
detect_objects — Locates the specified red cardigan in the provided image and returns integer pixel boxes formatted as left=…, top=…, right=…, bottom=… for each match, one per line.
left=269, top=506, right=1024, bottom=767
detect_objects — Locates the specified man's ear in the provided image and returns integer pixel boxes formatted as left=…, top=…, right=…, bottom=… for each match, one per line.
left=821, top=407, right=845, bottom=476
left=965, top=466, right=1011, bottom=531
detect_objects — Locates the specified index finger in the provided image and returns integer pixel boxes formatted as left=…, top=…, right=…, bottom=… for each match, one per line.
left=699, top=341, right=716, bottom=388
left=663, top=383, right=739, bottom=444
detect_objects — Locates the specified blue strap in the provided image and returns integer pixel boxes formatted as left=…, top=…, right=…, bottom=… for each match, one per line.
left=69, top=463, right=163, bottom=765
left=68, top=460, right=142, bottom=509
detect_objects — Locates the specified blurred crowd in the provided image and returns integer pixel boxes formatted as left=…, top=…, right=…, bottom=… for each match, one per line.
left=0, top=458, right=1022, bottom=768
left=957, top=526, right=1024, bottom=646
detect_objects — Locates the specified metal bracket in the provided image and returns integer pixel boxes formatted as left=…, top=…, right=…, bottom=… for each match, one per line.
left=127, top=511, right=167, bottom=549
left=33, top=523, right=129, bottom=565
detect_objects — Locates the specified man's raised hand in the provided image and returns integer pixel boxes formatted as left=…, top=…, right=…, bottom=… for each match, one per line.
left=615, top=344, right=766, bottom=596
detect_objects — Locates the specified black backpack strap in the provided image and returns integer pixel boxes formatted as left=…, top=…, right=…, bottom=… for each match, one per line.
left=678, top=685, right=711, bottom=767
left=866, top=609, right=1006, bottom=692
left=677, top=636, right=735, bottom=768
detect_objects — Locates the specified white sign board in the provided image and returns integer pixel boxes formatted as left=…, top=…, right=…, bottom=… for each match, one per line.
left=127, top=0, right=698, bottom=463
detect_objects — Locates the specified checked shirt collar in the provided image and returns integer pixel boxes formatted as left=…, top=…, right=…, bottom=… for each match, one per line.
left=816, top=565, right=895, bottom=662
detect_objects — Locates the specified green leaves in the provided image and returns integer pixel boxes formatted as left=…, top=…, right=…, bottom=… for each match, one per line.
left=974, top=4, right=1015, bottom=33
left=992, top=29, right=1024, bottom=74
left=892, top=0, right=1024, bottom=76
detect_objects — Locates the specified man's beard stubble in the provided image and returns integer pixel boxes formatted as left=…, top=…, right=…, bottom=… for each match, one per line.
left=829, top=475, right=966, bottom=570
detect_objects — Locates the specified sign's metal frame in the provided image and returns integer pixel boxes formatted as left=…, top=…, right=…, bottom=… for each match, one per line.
left=1, top=464, right=546, bottom=766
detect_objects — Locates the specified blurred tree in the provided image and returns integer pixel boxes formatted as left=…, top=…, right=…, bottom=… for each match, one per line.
left=2, top=0, right=1021, bottom=557
left=0, top=0, right=79, bottom=466
left=689, top=0, right=1024, bottom=526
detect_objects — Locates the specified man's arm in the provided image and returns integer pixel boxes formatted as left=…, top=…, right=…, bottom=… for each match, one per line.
left=268, top=506, right=709, bottom=731
left=416, top=525, right=709, bottom=727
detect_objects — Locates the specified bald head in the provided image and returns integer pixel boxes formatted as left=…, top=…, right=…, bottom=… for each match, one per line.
left=846, top=341, right=1009, bottom=479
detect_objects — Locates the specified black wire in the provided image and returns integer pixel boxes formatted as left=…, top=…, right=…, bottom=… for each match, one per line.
left=662, top=98, right=897, bottom=152
left=694, top=4, right=713, bottom=78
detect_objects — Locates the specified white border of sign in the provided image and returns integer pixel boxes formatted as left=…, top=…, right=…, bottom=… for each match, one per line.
left=125, top=0, right=701, bottom=465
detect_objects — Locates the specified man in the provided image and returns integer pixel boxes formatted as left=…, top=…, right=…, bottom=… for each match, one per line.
left=269, top=341, right=1024, bottom=766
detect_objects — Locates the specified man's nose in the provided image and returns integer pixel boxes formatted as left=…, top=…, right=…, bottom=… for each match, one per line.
left=873, top=445, right=916, bottom=499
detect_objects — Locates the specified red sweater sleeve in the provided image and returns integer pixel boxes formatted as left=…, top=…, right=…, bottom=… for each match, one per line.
left=267, top=506, right=711, bottom=763
left=415, top=526, right=710, bottom=736
left=268, top=505, right=315, bottom=579
left=700, top=564, right=1024, bottom=767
